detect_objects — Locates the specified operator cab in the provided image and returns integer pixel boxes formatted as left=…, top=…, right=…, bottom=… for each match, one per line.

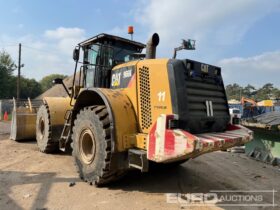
left=78, top=33, right=145, bottom=88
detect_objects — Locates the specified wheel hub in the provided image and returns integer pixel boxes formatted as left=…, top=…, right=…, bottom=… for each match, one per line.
left=79, top=129, right=96, bottom=164
left=38, top=117, right=45, bottom=139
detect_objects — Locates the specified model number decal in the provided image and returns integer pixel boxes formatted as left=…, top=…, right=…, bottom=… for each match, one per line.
left=123, top=70, right=132, bottom=78
left=157, top=91, right=166, bottom=102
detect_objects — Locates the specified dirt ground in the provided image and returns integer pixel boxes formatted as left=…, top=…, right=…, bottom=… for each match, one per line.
left=0, top=121, right=279, bottom=210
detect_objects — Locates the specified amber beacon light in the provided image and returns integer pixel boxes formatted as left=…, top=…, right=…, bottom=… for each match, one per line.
left=128, top=26, right=134, bottom=40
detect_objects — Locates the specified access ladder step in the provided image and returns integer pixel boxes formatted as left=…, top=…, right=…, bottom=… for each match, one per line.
left=59, top=110, right=73, bottom=150
left=128, top=149, right=148, bottom=172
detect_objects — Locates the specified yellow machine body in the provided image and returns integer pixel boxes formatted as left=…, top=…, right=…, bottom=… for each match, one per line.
left=28, top=33, right=254, bottom=187
left=11, top=33, right=253, bottom=187
left=82, top=59, right=173, bottom=152
left=43, top=97, right=73, bottom=127
left=42, top=97, right=73, bottom=141
left=82, top=58, right=252, bottom=163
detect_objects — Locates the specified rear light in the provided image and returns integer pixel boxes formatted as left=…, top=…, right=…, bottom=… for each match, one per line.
left=166, top=114, right=179, bottom=129
left=168, top=119, right=179, bottom=129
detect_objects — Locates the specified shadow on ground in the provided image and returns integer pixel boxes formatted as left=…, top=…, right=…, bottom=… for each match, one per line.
left=0, top=170, right=80, bottom=210
left=108, top=162, right=231, bottom=194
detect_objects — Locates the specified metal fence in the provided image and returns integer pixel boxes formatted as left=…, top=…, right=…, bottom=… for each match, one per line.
left=0, top=99, right=13, bottom=120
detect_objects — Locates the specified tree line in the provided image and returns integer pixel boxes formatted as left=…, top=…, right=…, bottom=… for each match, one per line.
left=0, top=50, right=67, bottom=99
left=1, top=50, right=279, bottom=101
left=226, top=83, right=280, bottom=101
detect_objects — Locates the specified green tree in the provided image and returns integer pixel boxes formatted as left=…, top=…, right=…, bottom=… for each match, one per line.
left=255, top=83, right=274, bottom=100
left=0, top=50, right=16, bottom=71
left=40, top=74, right=67, bottom=92
left=0, top=50, right=16, bottom=98
left=225, top=83, right=243, bottom=100
left=6, top=76, right=17, bottom=98
left=0, top=50, right=43, bottom=99
left=243, top=84, right=256, bottom=98
left=20, top=77, right=42, bottom=99
left=272, top=89, right=280, bottom=99
left=226, top=83, right=280, bottom=101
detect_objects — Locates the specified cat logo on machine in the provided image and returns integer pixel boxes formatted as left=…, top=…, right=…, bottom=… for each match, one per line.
left=110, top=66, right=135, bottom=88
left=111, top=72, right=121, bottom=87
left=201, top=64, right=209, bottom=73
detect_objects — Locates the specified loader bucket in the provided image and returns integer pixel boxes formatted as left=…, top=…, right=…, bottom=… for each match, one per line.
left=10, top=98, right=43, bottom=141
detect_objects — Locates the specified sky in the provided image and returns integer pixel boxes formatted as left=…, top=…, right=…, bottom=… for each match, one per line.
left=0, top=0, right=280, bottom=87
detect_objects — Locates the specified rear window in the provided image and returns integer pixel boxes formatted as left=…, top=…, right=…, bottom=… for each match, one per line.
left=233, top=110, right=240, bottom=114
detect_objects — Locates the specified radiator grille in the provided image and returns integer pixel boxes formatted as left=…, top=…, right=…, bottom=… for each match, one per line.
left=139, top=66, right=152, bottom=129
left=185, top=80, right=228, bottom=117
left=167, top=59, right=230, bottom=134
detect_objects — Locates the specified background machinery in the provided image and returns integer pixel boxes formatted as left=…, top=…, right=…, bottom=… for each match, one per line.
left=20, top=32, right=253, bottom=185
left=229, top=107, right=241, bottom=125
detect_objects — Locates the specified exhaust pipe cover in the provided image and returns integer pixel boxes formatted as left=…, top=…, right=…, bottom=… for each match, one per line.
left=146, top=33, right=160, bottom=59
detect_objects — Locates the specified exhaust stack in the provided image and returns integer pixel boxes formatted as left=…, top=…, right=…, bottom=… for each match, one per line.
left=146, top=33, right=160, bottom=59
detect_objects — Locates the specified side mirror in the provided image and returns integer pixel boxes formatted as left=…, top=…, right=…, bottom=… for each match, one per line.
left=73, top=47, right=80, bottom=61
left=52, top=78, right=71, bottom=97
left=53, top=78, right=63, bottom=84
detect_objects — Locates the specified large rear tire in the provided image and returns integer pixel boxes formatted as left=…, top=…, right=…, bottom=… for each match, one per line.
left=72, top=105, right=124, bottom=186
left=36, top=104, right=59, bottom=153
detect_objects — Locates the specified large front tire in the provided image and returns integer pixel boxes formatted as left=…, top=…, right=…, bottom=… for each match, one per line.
left=72, top=105, right=124, bottom=186
left=36, top=104, right=59, bottom=153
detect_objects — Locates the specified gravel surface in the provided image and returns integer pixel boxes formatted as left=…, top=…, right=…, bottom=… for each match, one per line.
left=0, top=121, right=11, bottom=137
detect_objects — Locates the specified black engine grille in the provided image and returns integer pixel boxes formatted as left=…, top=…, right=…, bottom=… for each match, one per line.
left=168, top=59, right=230, bottom=134
left=186, top=80, right=228, bottom=117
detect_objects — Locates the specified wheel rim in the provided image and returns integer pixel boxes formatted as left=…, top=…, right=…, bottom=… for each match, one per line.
left=79, top=129, right=96, bottom=165
left=38, top=117, right=45, bottom=139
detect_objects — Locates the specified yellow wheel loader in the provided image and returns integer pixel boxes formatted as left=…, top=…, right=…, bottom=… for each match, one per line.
left=34, top=33, right=252, bottom=185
